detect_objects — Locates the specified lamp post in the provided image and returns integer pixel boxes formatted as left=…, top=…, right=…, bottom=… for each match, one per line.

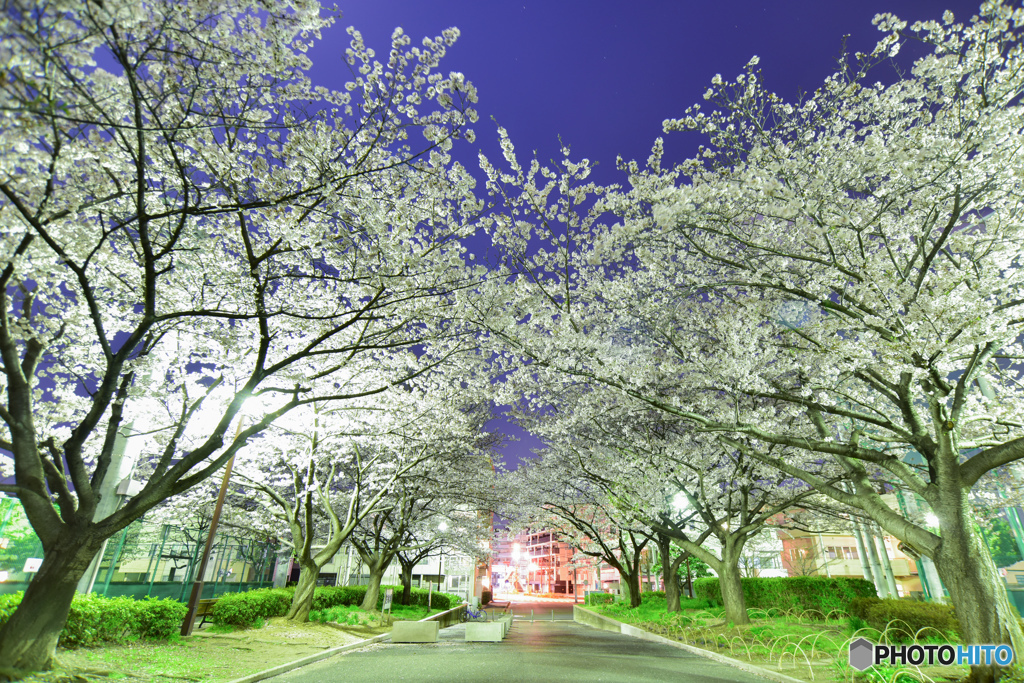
left=512, top=542, right=521, bottom=593
left=428, top=520, right=447, bottom=608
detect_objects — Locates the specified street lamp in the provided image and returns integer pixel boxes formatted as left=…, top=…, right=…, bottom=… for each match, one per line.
left=436, top=521, right=448, bottom=600
left=512, top=542, right=521, bottom=593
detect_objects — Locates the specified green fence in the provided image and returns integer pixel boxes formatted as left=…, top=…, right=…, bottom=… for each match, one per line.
left=0, top=495, right=277, bottom=601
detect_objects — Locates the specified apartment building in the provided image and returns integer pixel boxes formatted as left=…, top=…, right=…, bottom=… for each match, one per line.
left=492, top=530, right=576, bottom=594
left=776, top=527, right=925, bottom=597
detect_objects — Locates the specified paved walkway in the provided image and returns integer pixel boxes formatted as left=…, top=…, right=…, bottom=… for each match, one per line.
left=268, top=616, right=773, bottom=683
left=487, top=598, right=577, bottom=621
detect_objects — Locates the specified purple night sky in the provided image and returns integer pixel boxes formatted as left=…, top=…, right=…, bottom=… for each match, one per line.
left=304, top=1, right=987, bottom=468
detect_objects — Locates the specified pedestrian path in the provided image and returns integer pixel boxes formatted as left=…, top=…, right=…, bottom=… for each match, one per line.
left=267, top=616, right=774, bottom=683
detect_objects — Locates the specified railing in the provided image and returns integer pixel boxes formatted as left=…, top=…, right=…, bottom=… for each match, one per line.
left=418, top=603, right=466, bottom=629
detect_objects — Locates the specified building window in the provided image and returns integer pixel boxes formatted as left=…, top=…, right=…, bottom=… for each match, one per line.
left=843, top=547, right=858, bottom=560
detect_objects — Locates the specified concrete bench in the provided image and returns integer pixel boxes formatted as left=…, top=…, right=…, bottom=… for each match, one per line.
left=465, top=621, right=505, bottom=642
left=391, top=620, right=440, bottom=643
left=465, top=614, right=513, bottom=642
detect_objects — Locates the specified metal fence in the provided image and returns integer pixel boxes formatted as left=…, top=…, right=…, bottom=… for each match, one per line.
left=0, top=496, right=277, bottom=600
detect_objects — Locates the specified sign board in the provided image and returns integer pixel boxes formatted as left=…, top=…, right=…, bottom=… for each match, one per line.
left=23, top=558, right=42, bottom=573
left=382, top=588, right=393, bottom=611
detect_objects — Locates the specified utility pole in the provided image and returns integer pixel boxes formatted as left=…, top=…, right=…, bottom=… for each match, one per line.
left=180, top=417, right=244, bottom=636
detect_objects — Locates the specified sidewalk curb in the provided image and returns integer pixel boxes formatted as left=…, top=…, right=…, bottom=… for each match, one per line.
left=573, top=605, right=807, bottom=683
left=222, top=633, right=392, bottom=683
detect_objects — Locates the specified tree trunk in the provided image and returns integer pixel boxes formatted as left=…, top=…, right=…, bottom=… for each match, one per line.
left=286, top=560, right=320, bottom=622
left=398, top=561, right=414, bottom=606
left=620, top=568, right=642, bottom=608
left=0, top=530, right=104, bottom=671
left=664, top=559, right=682, bottom=613
left=931, top=505, right=1024, bottom=683
left=656, top=534, right=683, bottom=612
left=360, top=564, right=387, bottom=610
left=718, top=537, right=750, bottom=625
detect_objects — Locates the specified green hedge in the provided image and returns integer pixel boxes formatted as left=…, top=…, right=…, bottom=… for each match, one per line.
left=586, top=593, right=615, bottom=606
left=210, top=588, right=294, bottom=627
left=693, top=576, right=876, bottom=617
left=211, top=584, right=463, bottom=628
left=0, top=592, right=186, bottom=647
left=849, top=597, right=959, bottom=641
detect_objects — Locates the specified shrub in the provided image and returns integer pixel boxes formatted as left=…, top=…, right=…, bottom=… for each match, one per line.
left=642, top=591, right=666, bottom=601
left=848, top=597, right=959, bottom=641
left=129, top=597, right=187, bottom=640
left=693, top=576, right=876, bottom=617
left=211, top=584, right=462, bottom=628
left=0, top=593, right=186, bottom=647
left=586, top=593, right=615, bottom=606
left=211, top=588, right=293, bottom=627
left=381, top=585, right=460, bottom=611
left=0, top=593, right=21, bottom=625
left=311, top=585, right=365, bottom=611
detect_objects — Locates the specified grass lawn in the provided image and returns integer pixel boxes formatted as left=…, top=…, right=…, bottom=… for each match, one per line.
left=310, top=602, right=443, bottom=627
left=587, top=597, right=975, bottom=683
left=17, top=604, right=451, bottom=683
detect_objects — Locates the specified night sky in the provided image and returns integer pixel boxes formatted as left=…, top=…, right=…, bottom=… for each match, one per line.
left=305, top=0, right=989, bottom=468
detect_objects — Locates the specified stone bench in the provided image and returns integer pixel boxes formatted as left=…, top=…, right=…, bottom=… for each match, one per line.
left=465, top=614, right=513, bottom=642
left=391, top=620, right=440, bottom=643
left=465, top=621, right=504, bottom=642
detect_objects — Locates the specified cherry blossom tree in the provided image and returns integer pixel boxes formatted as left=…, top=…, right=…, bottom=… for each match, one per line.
left=501, top=452, right=655, bottom=608
left=231, top=383, right=498, bottom=620
left=609, top=5, right=1024, bottom=670
left=512, top=387, right=842, bottom=623
left=233, top=391, right=426, bottom=622
left=0, top=0, right=485, bottom=669
left=474, top=6, right=1024, bottom=677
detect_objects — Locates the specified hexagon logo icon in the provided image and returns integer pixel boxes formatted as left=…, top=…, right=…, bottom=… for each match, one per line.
left=849, top=637, right=875, bottom=672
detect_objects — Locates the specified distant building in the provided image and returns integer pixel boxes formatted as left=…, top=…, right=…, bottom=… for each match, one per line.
left=493, top=530, right=575, bottom=595
left=776, top=526, right=924, bottom=597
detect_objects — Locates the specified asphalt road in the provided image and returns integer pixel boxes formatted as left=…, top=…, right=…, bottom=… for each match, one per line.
left=267, top=611, right=773, bottom=683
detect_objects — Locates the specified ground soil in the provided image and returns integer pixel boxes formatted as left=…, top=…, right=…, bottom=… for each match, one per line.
left=15, top=617, right=392, bottom=683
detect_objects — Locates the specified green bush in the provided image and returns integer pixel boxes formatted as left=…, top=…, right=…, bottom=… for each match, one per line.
left=211, top=584, right=462, bottom=628
left=642, top=591, right=666, bottom=601
left=586, top=593, right=615, bottom=606
left=0, top=593, right=186, bottom=647
left=311, top=585, right=365, bottom=611
left=210, top=588, right=293, bottom=627
left=380, top=585, right=460, bottom=611
left=848, top=597, right=959, bottom=641
left=693, top=576, right=876, bottom=617
left=133, top=597, right=188, bottom=639
left=0, top=593, right=21, bottom=625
